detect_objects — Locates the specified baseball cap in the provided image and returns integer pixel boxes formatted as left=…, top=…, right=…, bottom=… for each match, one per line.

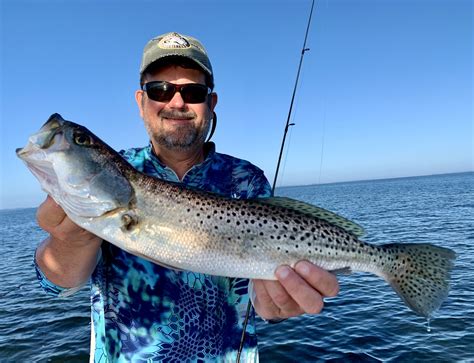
left=140, top=32, right=214, bottom=88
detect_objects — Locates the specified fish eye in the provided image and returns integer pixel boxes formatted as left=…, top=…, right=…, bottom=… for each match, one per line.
left=73, top=132, right=93, bottom=146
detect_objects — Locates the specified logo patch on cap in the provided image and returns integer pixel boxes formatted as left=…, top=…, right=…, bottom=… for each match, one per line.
left=158, top=32, right=190, bottom=49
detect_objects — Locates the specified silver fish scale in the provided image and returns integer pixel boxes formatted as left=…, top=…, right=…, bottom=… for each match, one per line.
left=127, top=180, right=383, bottom=279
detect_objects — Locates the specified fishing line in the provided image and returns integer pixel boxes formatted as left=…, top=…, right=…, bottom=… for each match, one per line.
left=317, top=0, right=329, bottom=185
left=318, top=103, right=326, bottom=184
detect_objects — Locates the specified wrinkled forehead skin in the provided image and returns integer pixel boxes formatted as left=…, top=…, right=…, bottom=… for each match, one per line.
left=17, top=113, right=133, bottom=218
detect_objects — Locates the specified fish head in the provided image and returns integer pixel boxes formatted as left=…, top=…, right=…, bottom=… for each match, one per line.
left=17, top=113, right=133, bottom=218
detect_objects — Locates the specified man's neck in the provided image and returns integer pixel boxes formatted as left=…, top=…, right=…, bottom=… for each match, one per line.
left=151, top=142, right=206, bottom=180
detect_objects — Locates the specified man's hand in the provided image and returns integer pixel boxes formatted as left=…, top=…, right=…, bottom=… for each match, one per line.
left=35, top=196, right=102, bottom=288
left=252, top=261, right=339, bottom=320
left=37, top=196, right=101, bottom=246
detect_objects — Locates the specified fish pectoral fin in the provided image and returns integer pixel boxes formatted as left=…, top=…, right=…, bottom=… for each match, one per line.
left=256, top=197, right=365, bottom=237
left=329, top=267, right=353, bottom=275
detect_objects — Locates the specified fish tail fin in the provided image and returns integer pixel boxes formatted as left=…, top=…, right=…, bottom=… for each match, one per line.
left=379, top=243, right=456, bottom=317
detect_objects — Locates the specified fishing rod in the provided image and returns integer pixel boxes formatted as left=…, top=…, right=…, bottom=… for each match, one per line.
left=237, top=1, right=317, bottom=361
left=271, top=0, right=316, bottom=195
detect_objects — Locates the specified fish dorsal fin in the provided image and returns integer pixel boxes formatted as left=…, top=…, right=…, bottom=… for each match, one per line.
left=257, top=197, right=365, bottom=237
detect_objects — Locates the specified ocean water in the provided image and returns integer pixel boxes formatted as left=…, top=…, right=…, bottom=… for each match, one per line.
left=0, top=172, right=472, bottom=362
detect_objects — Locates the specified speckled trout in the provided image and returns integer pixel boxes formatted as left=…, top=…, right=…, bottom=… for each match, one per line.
left=17, top=114, right=456, bottom=317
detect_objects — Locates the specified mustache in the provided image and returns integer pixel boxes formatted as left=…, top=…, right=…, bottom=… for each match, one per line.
left=159, top=110, right=196, bottom=119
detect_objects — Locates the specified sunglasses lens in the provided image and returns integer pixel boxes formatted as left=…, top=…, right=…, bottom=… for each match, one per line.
left=181, top=84, right=209, bottom=103
left=145, top=82, right=175, bottom=102
left=144, top=82, right=209, bottom=104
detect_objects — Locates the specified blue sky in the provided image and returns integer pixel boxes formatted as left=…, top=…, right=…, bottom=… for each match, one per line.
left=1, top=0, right=472, bottom=209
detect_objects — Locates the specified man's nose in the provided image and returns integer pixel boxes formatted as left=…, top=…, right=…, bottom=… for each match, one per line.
left=168, top=91, right=186, bottom=108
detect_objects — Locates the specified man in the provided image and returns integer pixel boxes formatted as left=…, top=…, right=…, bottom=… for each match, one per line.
left=35, top=32, right=339, bottom=362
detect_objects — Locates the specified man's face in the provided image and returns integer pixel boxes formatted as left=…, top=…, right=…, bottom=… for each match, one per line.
left=135, top=65, right=217, bottom=152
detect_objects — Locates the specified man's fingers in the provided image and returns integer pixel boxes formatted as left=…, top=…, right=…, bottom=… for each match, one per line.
left=276, top=265, right=324, bottom=315
left=37, top=196, right=67, bottom=230
left=264, top=279, right=298, bottom=312
left=252, top=280, right=273, bottom=308
left=294, top=261, right=340, bottom=297
left=252, top=280, right=281, bottom=320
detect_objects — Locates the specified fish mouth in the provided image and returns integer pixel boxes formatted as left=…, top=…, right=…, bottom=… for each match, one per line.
left=16, top=113, right=65, bottom=158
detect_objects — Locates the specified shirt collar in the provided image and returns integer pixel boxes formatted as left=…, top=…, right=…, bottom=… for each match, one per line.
left=144, top=142, right=217, bottom=179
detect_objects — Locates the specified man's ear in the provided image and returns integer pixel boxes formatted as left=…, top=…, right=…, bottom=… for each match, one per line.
left=209, top=92, right=218, bottom=112
left=135, top=90, right=145, bottom=118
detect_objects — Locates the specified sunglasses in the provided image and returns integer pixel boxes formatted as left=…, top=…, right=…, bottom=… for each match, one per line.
left=142, top=81, right=211, bottom=104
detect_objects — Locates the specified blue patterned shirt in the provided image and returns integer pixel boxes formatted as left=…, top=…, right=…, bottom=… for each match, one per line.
left=35, top=143, right=272, bottom=362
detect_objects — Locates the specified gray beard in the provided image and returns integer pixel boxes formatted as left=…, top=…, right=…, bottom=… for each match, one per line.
left=153, top=120, right=211, bottom=151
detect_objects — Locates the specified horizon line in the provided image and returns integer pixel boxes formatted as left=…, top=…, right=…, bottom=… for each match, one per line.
left=276, top=170, right=473, bottom=190
left=1, top=170, right=472, bottom=212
